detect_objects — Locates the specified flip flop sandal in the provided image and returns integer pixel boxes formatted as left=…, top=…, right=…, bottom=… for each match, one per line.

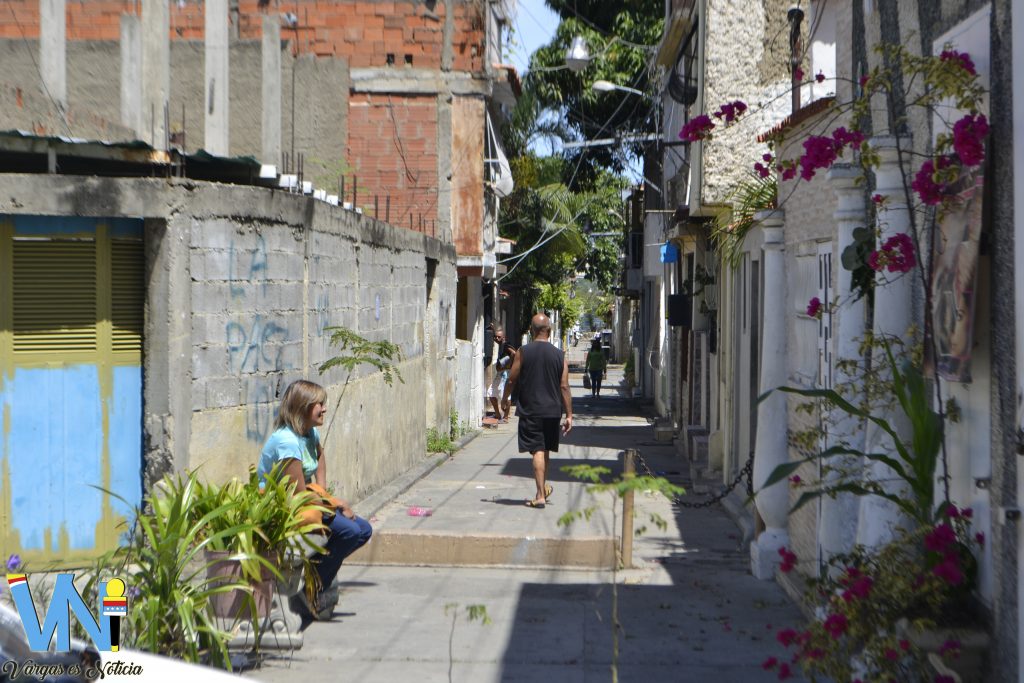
left=525, top=499, right=546, bottom=509
left=544, top=484, right=554, bottom=501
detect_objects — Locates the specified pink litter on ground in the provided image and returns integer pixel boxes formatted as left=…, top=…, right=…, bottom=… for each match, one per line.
left=407, top=506, right=433, bottom=517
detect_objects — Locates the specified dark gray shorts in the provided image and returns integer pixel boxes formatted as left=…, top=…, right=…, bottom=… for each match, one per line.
left=517, top=416, right=561, bottom=453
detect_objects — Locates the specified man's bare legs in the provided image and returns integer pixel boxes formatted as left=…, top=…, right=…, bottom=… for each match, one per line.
left=489, top=397, right=501, bottom=419
left=531, top=449, right=549, bottom=504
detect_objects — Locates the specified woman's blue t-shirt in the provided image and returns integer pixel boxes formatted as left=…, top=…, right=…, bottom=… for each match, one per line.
left=258, top=426, right=320, bottom=485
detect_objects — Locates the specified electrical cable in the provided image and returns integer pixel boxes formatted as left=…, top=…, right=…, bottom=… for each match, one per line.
left=5, top=0, right=73, bottom=138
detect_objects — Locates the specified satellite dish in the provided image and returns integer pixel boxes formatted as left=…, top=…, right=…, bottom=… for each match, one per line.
left=667, top=71, right=698, bottom=106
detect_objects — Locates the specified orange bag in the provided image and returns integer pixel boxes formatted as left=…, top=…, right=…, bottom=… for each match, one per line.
left=297, top=482, right=343, bottom=527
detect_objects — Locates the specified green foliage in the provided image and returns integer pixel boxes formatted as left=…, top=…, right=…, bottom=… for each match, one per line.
left=840, top=225, right=877, bottom=302
left=623, top=351, right=635, bottom=388
left=711, top=174, right=777, bottom=270
left=526, top=2, right=663, bottom=174
left=762, top=337, right=944, bottom=526
left=320, top=326, right=404, bottom=385
left=427, top=427, right=455, bottom=455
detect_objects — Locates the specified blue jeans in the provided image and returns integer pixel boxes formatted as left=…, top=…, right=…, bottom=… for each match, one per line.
left=312, top=514, right=372, bottom=590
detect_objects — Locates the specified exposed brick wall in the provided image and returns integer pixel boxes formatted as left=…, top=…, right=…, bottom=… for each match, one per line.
left=0, top=0, right=485, bottom=71
left=348, top=92, right=438, bottom=234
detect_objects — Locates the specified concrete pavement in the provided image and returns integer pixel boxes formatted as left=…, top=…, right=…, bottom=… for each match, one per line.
left=248, top=361, right=806, bottom=682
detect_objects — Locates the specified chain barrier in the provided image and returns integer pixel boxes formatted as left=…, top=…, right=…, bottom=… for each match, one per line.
left=633, top=450, right=754, bottom=509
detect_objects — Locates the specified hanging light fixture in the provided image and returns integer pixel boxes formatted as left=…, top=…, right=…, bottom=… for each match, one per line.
left=565, top=36, right=591, bottom=73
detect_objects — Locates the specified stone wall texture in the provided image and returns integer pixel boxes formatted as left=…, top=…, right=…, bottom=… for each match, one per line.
left=0, top=173, right=459, bottom=505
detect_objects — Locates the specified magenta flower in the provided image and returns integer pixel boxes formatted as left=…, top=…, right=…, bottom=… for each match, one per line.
left=762, top=657, right=778, bottom=670
left=912, top=155, right=956, bottom=205
left=789, top=475, right=802, bottom=485
left=940, top=49, right=977, bottom=76
left=763, top=153, right=774, bottom=162
left=841, top=576, right=873, bottom=602
left=713, top=100, right=748, bottom=123
left=899, top=639, right=910, bottom=651
left=780, top=165, right=797, bottom=181
left=832, top=126, right=865, bottom=148
left=778, top=547, right=798, bottom=573
left=952, top=113, right=989, bottom=166
left=823, top=613, right=848, bottom=639
left=872, top=194, right=885, bottom=204
left=806, top=297, right=822, bottom=318
left=777, top=628, right=799, bottom=647
left=794, top=67, right=804, bottom=81
left=975, top=532, right=986, bottom=547
left=885, top=648, right=899, bottom=661
left=925, top=523, right=957, bottom=552
left=799, top=135, right=839, bottom=181
left=815, top=72, right=826, bottom=83
left=933, top=556, right=965, bottom=586
left=938, top=639, right=962, bottom=658
left=754, top=162, right=771, bottom=178
left=869, top=233, right=916, bottom=274
left=962, top=507, right=974, bottom=518
left=680, top=114, right=715, bottom=142
left=945, top=504, right=961, bottom=518
left=859, top=75, right=870, bottom=88
left=777, top=663, right=793, bottom=680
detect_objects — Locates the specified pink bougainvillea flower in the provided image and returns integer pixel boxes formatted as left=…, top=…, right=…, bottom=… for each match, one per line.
left=938, top=639, right=962, bottom=658
left=868, top=233, right=916, bottom=274
left=799, top=135, right=839, bottom=181
left=872, top=193, right=885, bottom=204
left=763, top=153, right=774, bottom=162
left=976, top=532, right=986, bottom=547
left=713, top=100, right=748, bottom=123
left=900, top=639, right=911, bottom=651
left=778, top=547, right=798, bottom=573
left=777, top=662, right=793, bottom=680
left=933, top=556, right=965, bottom=586
left=925, top=523, right=957, bottom=552
left=885, top=648, right=899, bottom=661
left=962, top=507, right=973, bottom=518
left=945, top=504, right=961, bottom=518
left=777, top=628, right=799, bottom=647
left=940, top=49, right=977, bottom=76
left=832, top=126, right=865, bottom=148
left=806, top=297, right=822, bottom=318
left=823, top=613, right=848, bottom=639
left=780, top=165, right=797, bottom=181
left=952, top=113, right=989, bottom=167
left=841, top=576, right=873, bottom=602
left=794, top=67, right=804, bottom=81
left=754, top=162, right=771, bottom=178
left=912, top=155, right=956, bottom=205
left=815, top=71, right=826, bottom=83
left=762, top=657, right=778, bottom=670
left=680, top=114, right=715, bottom=142
left=789, top=474, right=802, bottom=485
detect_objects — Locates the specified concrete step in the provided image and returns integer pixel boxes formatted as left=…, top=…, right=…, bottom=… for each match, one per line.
left=347, top=530, right=616, bottom=569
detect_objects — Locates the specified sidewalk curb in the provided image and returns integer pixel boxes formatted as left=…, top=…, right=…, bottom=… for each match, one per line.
left=354, top=428, right=484, bottom=518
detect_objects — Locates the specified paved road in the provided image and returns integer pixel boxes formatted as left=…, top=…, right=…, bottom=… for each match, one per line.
left=248, top=368, right=806, bottom=682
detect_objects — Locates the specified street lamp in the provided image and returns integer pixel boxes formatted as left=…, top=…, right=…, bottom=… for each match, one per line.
left=591, top=80, right=647, bottom=98
left=565, top=36, right=591, bottom=73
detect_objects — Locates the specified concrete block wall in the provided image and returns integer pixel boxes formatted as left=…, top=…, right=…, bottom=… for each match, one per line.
left=0, top=172, right=457, bottom=506
left=0, top=0, right=487, bottom=72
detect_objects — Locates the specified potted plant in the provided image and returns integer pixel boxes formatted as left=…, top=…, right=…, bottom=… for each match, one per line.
left=191, top=465, right=327, bottom=621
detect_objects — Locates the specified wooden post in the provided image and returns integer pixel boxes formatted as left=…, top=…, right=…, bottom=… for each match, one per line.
left=621, top=449, right=636, bottom=568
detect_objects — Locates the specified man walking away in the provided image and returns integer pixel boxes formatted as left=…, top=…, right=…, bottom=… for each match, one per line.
left=502, top=313, right=573, bottom=508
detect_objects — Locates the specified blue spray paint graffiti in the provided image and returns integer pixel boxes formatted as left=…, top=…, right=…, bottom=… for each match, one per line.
left=229, top=235, right=268, bottom=298
left=226, top=316, right=288, bottom=373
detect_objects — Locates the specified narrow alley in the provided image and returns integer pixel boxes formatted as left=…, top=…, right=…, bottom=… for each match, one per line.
left=250, top=362, right=805, bottom=682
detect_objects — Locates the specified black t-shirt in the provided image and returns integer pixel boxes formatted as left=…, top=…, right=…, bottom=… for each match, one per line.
left=515, top=341, right=565, bottom=418
left=495, top=341, right=514, bottom=369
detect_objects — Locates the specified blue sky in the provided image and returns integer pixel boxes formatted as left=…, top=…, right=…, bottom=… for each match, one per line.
left=506, top=0, right=560, bottom=76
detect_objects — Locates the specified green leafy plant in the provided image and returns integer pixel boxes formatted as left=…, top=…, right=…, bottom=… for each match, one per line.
left=711, top=173, right=777, bottom=270
left=762, top=336, right=944, bottom=526
left=427, top=427, right=455, bottom=455
left=320, top=326, right=404, bottom=386
left=77, top=473, right=260, bottom=668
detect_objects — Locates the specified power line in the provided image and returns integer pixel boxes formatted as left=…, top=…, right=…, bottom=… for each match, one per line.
left=6, top=0, right=72, bottom=138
